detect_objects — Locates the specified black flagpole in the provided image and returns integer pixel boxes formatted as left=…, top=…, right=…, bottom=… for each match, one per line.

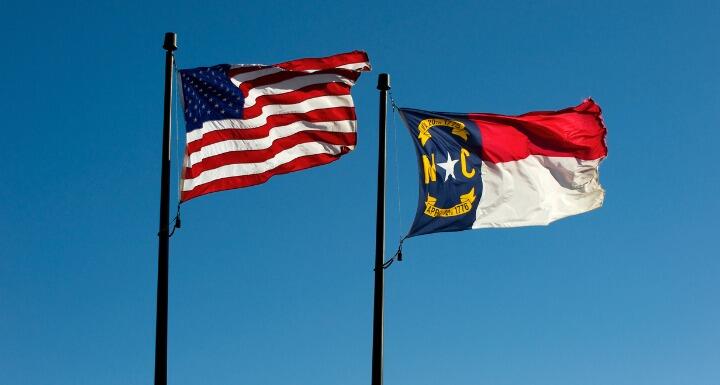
left=155, top=31, right=176, bottom=385
left=372, top=73, right=390, bottom=385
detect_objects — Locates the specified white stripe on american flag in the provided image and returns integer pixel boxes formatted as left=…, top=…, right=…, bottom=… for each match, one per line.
left=180, top=51, right=370, bottom=201
left=242, top=73, right=356, bottom=108
left=228, top=67, right=280, bottom=85
left=227, top=61, right=370, bottom=85
left=335, top=62, right=373, bottom=71
left=187, top=120, right=356, bottom=166
left=186, top=95, right=356, bottom=142
left=183, top=142, right=353, bottom=189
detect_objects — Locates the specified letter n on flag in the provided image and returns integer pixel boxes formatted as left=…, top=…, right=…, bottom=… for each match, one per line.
left=399, top=99, right=608, bottom=237
left=178, top=51, right=371, bottom=202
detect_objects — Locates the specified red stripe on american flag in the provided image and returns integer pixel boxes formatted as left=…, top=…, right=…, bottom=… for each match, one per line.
left=184, top=131, right=356, bottom=179
left=237, top=68, right=361, bottom=96
left=180, top=150, right=351, bottom=201
left=226, top=65, right=268, bottom=76
left=185, top=107, right=357, bottom=153
left=241, top=82, right=351, bottom=119
left=224, top=51, right=369, bottom=76
left=276, top=51, right=369, bottom=71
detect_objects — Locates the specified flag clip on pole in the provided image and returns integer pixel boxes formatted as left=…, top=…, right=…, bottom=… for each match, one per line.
left=372, top=73, right=390, bottom=385
left=155, top=31, right=176, bottom=385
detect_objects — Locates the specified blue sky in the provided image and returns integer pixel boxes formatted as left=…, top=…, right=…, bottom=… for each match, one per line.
left=1, top=1, right=719, bottom=384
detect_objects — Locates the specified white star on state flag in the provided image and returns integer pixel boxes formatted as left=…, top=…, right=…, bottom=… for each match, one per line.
left=437, top=151, right=459, bottom=181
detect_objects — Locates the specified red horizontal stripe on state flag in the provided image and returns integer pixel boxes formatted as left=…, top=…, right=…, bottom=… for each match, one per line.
left=275, top=51, right=369, bottom=72
left=471, top=99, right=608, bottom=163
left=238, top=68, right=361, bottom=96
left=241, top=82, right=351, bottom=119
left=184, top=131, right=356, bottom=179
left=181, top=150, right=350, bottom=201
left=186, top=107, right=357, bottom=154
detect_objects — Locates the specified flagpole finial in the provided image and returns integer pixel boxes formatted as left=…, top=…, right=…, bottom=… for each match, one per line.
left=377, top=73, right=390, bottom=91
left=163, top=32, right=177, bottom=51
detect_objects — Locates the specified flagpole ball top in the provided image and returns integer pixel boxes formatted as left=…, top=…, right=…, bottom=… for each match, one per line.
left=163, top=32, right=177, bottom=51
left=377, top=73, right=390, bottom=90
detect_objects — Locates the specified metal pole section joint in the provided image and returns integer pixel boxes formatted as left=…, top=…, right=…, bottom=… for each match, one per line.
left=371, top=73, right=390, bottom=385
left=155, top=31, right=176, bottom=385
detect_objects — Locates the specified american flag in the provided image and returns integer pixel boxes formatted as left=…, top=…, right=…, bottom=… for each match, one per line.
left=178, top=51, right=370, bottom=201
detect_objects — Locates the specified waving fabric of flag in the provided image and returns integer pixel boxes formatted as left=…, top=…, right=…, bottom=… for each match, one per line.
left=178, top=51, right=370, bottom=201
left=399, top=99, right=607, bottom=237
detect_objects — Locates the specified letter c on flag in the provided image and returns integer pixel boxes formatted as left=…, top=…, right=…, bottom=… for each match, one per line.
left=460, top=148, right=475, bottom=179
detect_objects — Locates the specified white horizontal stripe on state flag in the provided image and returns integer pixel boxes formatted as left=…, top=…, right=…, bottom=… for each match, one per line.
left=186, top=94, right=355, bottom=142
left=229, top=67, right=281, bottom=86
left=473, top=155, right=604, bottom=228
left=242, top=72, right=357, bottom=108
left=182, top=141, right=353, bottom=190
left=186, top=120, right=356, bottom=166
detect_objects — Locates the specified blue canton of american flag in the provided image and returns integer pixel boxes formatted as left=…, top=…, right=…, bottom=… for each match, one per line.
left=178, top=51, right=370, bottom=201
left=180, top=64, right=244, bottom=130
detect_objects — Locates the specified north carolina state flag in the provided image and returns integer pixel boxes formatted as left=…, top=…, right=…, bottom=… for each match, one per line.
left=399, top=99, right=607, bottom=237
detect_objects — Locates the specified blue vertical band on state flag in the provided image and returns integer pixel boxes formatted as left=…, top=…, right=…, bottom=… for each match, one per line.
left=179, top=64, right=245, bottom=131
left=400, top=108, right=484, bottom=238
